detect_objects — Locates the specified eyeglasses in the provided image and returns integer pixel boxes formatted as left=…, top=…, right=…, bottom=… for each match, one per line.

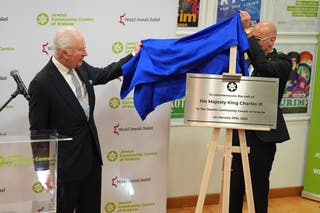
left=255, top=35, right=274, bottom=42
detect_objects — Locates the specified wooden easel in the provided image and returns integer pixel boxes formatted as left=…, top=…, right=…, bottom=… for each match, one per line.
left=193, top=46, right=270, bottom=213
left=194, top=128, right=254, bottom=213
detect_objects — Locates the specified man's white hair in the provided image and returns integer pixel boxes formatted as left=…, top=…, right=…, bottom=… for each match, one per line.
left=53, top=26, right=82, bottom=56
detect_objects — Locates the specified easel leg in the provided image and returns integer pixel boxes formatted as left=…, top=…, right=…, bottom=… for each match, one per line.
left=220, top=129, right=233, bottom=212
left=238, top=129, right=255, bottom=213
left=195, top=128, right=221, bottom=213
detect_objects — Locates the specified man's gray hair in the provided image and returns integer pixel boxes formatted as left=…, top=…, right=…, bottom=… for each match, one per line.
left=53, top=26, right=82, bottom=56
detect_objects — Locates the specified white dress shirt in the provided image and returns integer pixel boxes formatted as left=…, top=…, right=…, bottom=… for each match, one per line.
left=52, top=56, right=89, bottom=104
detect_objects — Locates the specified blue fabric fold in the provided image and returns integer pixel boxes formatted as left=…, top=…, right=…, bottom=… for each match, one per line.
left=121, top=13, right=249, bottom=120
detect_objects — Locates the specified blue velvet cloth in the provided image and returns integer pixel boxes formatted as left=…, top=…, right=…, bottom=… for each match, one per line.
left=121, top=13, right=249, bottom=120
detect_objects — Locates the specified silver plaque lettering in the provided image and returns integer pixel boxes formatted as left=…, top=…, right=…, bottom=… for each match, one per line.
left=184, top=73, right=279, bottom=130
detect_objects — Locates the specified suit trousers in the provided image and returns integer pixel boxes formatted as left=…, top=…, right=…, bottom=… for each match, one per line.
left=57, top=154, right=102, bottom=213
left=229, top=130, right=276, bottom=213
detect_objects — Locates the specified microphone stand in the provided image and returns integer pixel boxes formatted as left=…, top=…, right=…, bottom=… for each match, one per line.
left=0, top=88, right=21, bottom=112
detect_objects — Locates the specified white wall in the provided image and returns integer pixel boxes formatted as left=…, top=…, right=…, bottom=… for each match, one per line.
left=167, top=117, right=310, bottom=197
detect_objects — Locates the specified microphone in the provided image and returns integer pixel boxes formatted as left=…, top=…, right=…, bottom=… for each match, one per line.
left=10, top=70, right=31, bottom=101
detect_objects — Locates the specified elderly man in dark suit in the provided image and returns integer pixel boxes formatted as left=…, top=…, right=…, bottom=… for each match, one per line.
left=28, top=26, right=141, bottom=213
left=229, top=11, right=292, bottom=213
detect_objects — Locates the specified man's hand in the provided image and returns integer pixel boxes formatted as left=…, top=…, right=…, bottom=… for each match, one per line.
left=37, top=170, right=53, bottom=190
left=132, top=41, right=143, bottom=55
left=239, top=10, right=251, bottom=32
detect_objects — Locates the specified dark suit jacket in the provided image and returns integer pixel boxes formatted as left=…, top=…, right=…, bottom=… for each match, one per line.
left=28, top=54, right=132, bottom=182
left=247, top=36, right=292, bottom=143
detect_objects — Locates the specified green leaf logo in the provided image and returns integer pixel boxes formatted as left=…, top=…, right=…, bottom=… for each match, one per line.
left=112, top=42, right=123, bottom=54
left=32, top=181, right=44, bottom=193
left=36, top=13, right=49, bottom=26
left=107, top=151, right=118, bottom=162
left=109, top=97, right=121, bottom=109
left=104, top=202, right=116, bottom=213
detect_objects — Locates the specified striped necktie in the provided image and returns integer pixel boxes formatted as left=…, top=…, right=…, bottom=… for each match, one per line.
left=68, top=70, right=90, bottom=118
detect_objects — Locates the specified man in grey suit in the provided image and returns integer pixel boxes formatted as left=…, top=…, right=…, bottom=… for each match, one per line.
left=28, top=26, right=141, bottom=213
left=229, top=11, right=292, bottom=213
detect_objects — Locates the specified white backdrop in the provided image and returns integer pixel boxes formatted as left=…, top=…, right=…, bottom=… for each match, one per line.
left=0, top=1, right=178, bottom=212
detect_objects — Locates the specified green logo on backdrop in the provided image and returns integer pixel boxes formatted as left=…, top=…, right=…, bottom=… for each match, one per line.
left=36, top=13, right=49, bottom=26
left=104, top=202, right=116, bottom=213
left=0, top=156, right=5, bottom=167
left=109, top=97, right=121, bottom=109
left=107, top=151, right=118, bottom=162
left=112, top=41, right=140, bottom=54
left=112, top=42, right=124, bottom=54
left=36, top=12, right=94, bottom=26
left=32, top=182, right=45, bottom=193
left=0, top=47, right=14, bottom=52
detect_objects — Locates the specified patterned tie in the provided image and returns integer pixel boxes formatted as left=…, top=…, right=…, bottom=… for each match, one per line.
left=68, top=70, right=90, bottom=118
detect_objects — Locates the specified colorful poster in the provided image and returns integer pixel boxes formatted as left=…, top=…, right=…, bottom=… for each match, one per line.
left=216, top=0, right=261, bottom=24
left=177, top=0, right=200, bottom=27
left=282, top=51, right=313, bottom=113
left=273, top=0, right=319, bottom=33
left=275, top=43, right=317, bottom=114
left=301, top=36, right=320, bottom=201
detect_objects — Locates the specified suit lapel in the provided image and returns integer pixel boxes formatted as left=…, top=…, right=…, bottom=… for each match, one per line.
left=47, top=61, right=87, bottom=119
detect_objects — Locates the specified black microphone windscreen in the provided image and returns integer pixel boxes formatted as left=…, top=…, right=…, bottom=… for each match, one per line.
left=10, top=69, right=19, bottom=77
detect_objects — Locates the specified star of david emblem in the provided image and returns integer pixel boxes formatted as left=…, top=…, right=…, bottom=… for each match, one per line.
left=227, top=81, right=237, bottom=92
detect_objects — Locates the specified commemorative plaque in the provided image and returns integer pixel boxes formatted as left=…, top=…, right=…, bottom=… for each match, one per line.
left=184, top=73, right=279, bottom=130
